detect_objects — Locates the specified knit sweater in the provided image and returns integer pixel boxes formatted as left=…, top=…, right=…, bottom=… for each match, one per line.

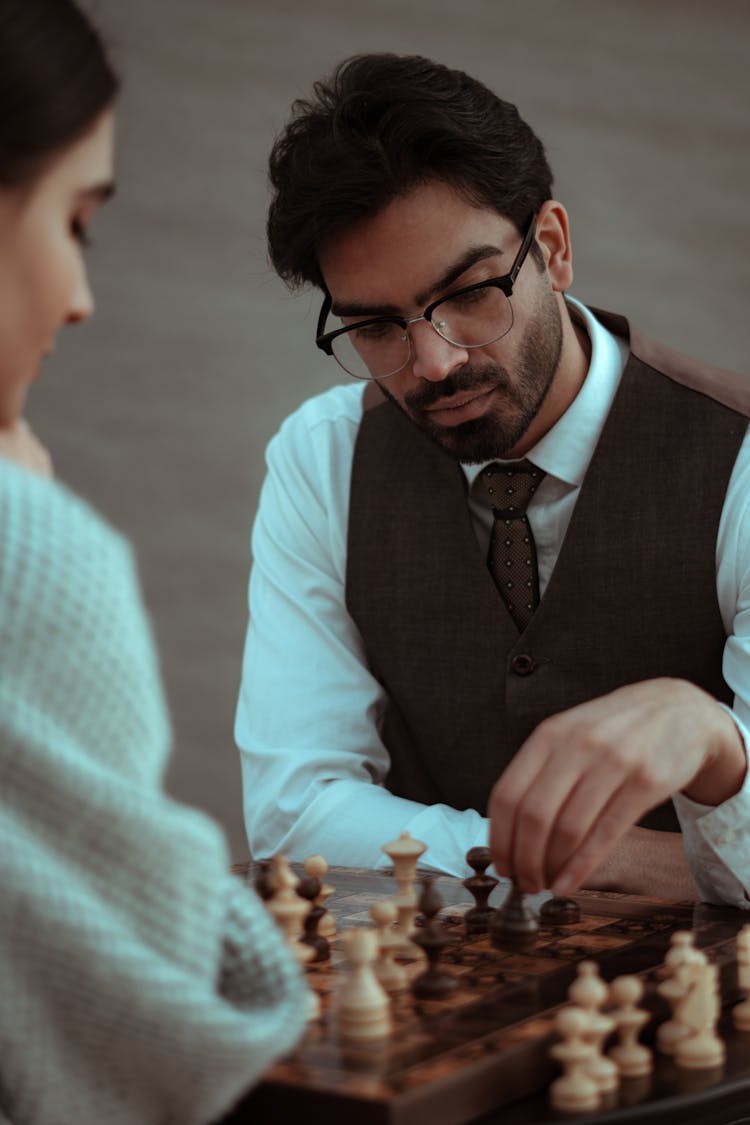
left=0, top=459, right=306, bottom=1125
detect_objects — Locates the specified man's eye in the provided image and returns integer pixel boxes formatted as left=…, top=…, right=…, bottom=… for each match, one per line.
left=71, top=218, right=92, bottom=247
left=444, top=286, right=491, bottom=308
left=351, top=322, right=398, bottom=341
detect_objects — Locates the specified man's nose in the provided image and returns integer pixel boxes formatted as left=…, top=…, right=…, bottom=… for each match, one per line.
left=408, top=320, right=469, bottom=383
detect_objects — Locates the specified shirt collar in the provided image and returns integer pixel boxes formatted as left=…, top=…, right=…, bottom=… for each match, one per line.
left=462, top=296, right=629, bottom=490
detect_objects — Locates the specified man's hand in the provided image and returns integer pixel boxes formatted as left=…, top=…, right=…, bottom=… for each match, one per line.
left=488, top=678, right=746, bottom=896
left=0, top=420, right=53, bottom=477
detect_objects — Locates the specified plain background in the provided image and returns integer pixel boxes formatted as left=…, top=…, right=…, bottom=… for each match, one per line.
left=28, top=0, right=750, bottom=861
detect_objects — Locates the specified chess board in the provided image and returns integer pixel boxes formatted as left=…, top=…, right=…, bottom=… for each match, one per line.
left=223, top=870, right=750, bottom=1125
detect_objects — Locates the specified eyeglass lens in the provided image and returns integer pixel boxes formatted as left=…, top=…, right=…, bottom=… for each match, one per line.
left=330, top=285, right=513, bottom=380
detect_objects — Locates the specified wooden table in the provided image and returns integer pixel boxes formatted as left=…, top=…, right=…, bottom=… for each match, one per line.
left=225, top=864, right=750, bottom=1125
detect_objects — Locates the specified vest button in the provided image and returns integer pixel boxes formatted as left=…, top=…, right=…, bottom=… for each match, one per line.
left=511, top=653, right=535, bottom=676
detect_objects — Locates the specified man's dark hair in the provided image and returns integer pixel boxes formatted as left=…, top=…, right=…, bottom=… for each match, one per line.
left=267, top=53, right=553, bottom=290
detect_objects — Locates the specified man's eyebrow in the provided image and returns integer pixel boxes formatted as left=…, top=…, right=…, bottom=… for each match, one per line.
left=415, top=244, right=504, bottom=307
left=330, top=243, right=503, bottom=320
left=75, top=180, right=116, bottom=204
left=330, top=296, right=402, bottom=318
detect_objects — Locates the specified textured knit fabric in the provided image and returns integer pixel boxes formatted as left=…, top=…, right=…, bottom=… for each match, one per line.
left=0, top=459, right=306, bottom=1125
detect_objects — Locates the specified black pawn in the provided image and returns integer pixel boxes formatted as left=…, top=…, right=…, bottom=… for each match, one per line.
left=488, top=880, right=540, bottom=950
left=296, top=873, right=330, bottom=962
left=411, top=876, right=456, bottom=1000
left=463, top=846, right=499, bottom=934
left=540, top=896, right=581, bottom=926
left=253, top=858, right=275, bottom=902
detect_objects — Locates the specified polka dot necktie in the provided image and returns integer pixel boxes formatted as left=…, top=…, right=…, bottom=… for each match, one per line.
left=473, top=460, right=546, bottom=632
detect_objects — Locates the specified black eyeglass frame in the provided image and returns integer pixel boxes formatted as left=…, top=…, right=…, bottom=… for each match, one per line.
left=315, top=212, right=538, bottom=377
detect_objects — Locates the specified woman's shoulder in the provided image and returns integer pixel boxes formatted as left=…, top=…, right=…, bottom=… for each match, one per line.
left=0, top=457, right=132, bottom=572
left=0, top=457, right=148, bottom=659
left=0, top=457, right=171, bottom=788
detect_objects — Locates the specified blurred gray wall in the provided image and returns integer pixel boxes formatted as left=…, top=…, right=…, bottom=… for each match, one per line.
left=29, top=0, right=750, bottom=861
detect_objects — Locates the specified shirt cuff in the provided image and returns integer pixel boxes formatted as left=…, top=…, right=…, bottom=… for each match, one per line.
left=672, top=704, right=750, bottom=909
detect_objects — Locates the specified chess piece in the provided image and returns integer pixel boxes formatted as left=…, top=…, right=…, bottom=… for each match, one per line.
left=297, top=872, right=330, bottom=962
left=381, top=830, right=427, bottom=957
left=656, top=931, right=708, bottom=1054
left=304, top=853, right=336, bottom=938
left=663, top=930, right=707, bottom=975
left=540, top=896, right=581, bottom=926
left=673, top=962, right=725, bottom=1070
left=568, top=961, right=619, bottom=1093
left=266, top=855, right=320, bottom=1020
left=734, top=923, right=750, bottom=1030
left=608, top=975, right=653, bottom=1077
left=549, top=1005, right=600, bottom=1113
left=411, top=876, right=457, bottom=1000
left=370, top=899, right=408, bottom=994
left=253, top=857, right=275, bottom=901
left=463, top=846, right=498, bottom=934
left=265, top=855, right=305, bottom=938
left=488, top=879, right=539, bottom=950
left=338, top=927, right=391, bottom=1042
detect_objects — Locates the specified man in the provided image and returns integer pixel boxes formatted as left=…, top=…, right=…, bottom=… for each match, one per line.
left=236, top=53, right=750, bottom=907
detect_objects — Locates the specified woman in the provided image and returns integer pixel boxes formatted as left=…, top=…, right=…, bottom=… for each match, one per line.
left=0, top=3, right=306, bottom=1123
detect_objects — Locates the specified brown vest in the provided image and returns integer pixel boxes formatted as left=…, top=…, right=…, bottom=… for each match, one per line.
left=345, top=310, right=750, bottom=831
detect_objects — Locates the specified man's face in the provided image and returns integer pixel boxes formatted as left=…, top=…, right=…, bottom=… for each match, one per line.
left=318, top=181, right=570, bottom=462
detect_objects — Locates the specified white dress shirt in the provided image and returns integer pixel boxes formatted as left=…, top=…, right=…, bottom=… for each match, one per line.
left=236, top=298, right=750, bottom=907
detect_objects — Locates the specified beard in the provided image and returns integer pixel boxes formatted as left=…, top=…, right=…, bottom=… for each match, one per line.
left=394, top=286, right=564, bottom=463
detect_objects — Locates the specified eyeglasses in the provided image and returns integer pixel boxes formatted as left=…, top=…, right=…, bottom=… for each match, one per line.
left=315, top=213, right=537, bottom=381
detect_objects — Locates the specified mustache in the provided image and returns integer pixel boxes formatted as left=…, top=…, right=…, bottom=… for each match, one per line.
left=404, top=363, right=509, bottom=412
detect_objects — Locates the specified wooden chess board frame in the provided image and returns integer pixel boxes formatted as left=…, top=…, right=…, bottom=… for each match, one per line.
left=224, top=868, right=750, bottom=1125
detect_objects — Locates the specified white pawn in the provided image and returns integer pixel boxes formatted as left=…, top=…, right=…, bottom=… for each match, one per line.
left=266, top=855, right=308, bottom=948
left=370, top=899, right=408, bottom=994
left=266, top=855, right=320, bottom=1021
left=568, top=961, right=619, bottom=1093
left=304, top=853, right=336, bottom=939
left=656, top=931, right=707, bottom=1055
left=549, top=1006, right=600, bottom=1114
left=338, top=927, right=391, bottom=1042
left=608, top=975, right=653, bottom=1077
left=674, top=962, right=725, bottom=1070
left=734, top=923, right=750, bottom=1030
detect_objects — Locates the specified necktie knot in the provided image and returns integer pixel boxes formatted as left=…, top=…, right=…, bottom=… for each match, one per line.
left=473, top=459, right=545, bottom=516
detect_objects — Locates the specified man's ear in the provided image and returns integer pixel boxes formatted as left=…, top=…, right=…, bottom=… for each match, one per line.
left=535, top=200, right=573, bottom=292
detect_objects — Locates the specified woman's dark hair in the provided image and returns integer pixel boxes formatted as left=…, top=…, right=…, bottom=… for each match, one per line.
left=0, top=0, right=118, bottom=188
left=267, top=53, right=553, bottom=290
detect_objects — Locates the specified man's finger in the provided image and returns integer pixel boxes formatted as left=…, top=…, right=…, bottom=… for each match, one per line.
left=550, top=780, right=664, bottom=895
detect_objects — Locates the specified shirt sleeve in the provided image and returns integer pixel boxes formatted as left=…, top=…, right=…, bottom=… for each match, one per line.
left=673, top=704, right=750, bottom=910
left=235, top=393, right=488, bottom=876
left=673, top=425, right=750, bottom=908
